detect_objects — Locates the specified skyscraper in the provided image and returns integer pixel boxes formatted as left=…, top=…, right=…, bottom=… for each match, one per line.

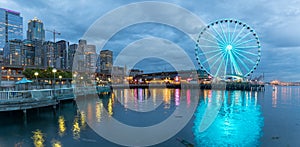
left=27, top=17, right=45, bottom=41
left=43, top=41, right=55, bottom=68
left=100, top=50, right=113, bottom=74
left=3, top=39, right=23, bottom=65
left=86, top=44, right=97, bottom=72
left=0, top=8, right=23, bottom=53
left=56, top=40, right=69, bottom=69
left=69, top=44, right=78, bottom=70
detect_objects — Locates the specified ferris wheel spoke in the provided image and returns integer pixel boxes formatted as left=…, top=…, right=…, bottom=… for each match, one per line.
left=199, top=37, right=220, bottom=46
left=232, top=51, right=250, bottom=71
left=234, top=38, right=256, bottom=47
left=230, top=22, right=238, bottom=44
left=235, top=49, right=257, bottom=56
left=205, top=31, right=225, bottom=45
left=230, top=57, right=234, bottom=75
left=224, top=53, right=229, bottom=77
left=210, top=53, right=224, bottom=71
left=198, top=49, right=222, bottom=56
left=231, top=26, right=245, bottom=44
left=200, top=45, right=222, bottom=48
left=228, top=51, right=242, bottom=76
left=233, top=50, right=256, bottom=64
left=220, top=23, right=229, bottom=43
left=211, top=26, right=227, bottom=44
left=215, top=53, right=226, bottom=77
left=202, top=52, right=223, bottom=64
left=227, top=21, right=231, bottom=43
left=235, top=46, right=258, bottom=49
left=233, top=32, right=252, bottom=45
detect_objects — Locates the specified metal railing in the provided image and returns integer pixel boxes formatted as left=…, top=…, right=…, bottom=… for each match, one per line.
left=0, top=86, right=111, bottom=101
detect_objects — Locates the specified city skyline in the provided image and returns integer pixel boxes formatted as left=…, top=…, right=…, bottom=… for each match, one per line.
left=0, top=0, right=300, bottom=82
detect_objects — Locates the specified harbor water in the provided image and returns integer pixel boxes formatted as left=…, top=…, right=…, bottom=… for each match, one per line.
left=0, top=86, right=299, bottom=146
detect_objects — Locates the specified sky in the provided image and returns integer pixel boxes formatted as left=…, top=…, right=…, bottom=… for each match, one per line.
left=1, top=0, right=300, bottom=82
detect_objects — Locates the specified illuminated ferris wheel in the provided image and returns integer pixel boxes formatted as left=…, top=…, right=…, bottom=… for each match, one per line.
left=195, top=19, right=261, bottom=79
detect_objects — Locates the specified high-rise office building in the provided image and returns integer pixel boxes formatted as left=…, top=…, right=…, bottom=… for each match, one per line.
left=86, top=44, right=97, bottom=72
left=43, top=41, right=55, bottom=68
left=69, top=44, right=78, bottom=70
left=0, top=8, right=23, bottom=63
left=23, top=40, right=35, bottom=66
left=3, top=39, right=23, bottom=65
left=27, top=17, right=45, bottom=41
left=56, top=40, right=69, bottom=69
left=100, top=50, right=113, bottom=74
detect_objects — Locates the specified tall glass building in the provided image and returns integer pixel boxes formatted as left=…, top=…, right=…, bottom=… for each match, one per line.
left=0, top=8, right=23, bottom=50
left=27, top=17, right=45, bottom=41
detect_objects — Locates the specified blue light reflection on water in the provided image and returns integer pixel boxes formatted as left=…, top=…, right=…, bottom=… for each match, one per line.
left=2, top=86, right=300, bottom=146
left=193, top=90, right=264, bottom=146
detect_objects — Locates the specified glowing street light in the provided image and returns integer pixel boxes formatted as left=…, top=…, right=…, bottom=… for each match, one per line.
left=59, top=75, right=62, bottom=89
left=34, top=72, right=39, bottom=89
left=52, top=68, right=57, bottom=96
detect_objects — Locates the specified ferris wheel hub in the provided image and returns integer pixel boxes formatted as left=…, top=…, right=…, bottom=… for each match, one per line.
left=226, top=45, right=233, bottom=51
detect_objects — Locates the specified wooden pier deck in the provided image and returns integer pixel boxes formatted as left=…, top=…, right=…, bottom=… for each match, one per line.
left=0, top=86, right=111, bottom=112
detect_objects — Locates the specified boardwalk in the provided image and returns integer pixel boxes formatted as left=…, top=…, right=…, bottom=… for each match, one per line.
left=0, top=86, right=111, bottom=112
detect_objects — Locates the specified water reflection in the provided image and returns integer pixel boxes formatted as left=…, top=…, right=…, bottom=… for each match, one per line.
left=108, top=98, right=113, bottom=116
left=80, top=88, right=199, bottom=146
left=194, top=90, right=264, bottom=146
left=80, top=111, right=87, bottom=129
left=51, top=139, right=62, bottom=147
left=32, top=129, right=45, bottom=147
left=272, top=86, right=278, bottom=108
left=72, top=117, right=81, bottom=140
left=58, top=116, right=66, bottom=137
left=96, top=100, right=103, bottom=122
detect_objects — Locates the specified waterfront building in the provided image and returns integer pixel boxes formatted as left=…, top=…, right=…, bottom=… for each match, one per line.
left=32, top=39, right=43, bottom=67
left=22, top=39, right=35, bottom=66
left=112, top=66, right=126, bottom=84
left=69, top=44, right=78, bottom=70
left=86, top=45, right=97, bottom=72
left=26, top=17, right=45, bottom=67
left=100, top=50, right=113, bottom=74
left=43, top=41, right=55, bottom=68
left=56, top=40, right=69, bottom=70
left=0, top=8, right=23, bottom=64
left=3, top=39, right=23, bottom=65
left=75, top=39, right=86, bottom=72
left=27, top=17, right=45, bottom=42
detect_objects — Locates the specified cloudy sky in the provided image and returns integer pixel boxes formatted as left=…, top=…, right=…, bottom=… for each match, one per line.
left=1, top=0, right=300, bottom=82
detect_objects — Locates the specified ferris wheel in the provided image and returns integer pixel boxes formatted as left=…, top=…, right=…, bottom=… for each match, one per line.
left=195, top=19, right=261, bottom=79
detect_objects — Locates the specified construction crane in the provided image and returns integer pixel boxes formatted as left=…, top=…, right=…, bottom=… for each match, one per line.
left=45, top=29, right=61, bottom=43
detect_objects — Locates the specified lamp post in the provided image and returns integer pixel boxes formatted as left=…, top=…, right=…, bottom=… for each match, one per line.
left=80, top=76, right=84, bottom=87
left=59, top=75, right=62, bottom=89
left=73, top=74, right=77, bottom=86
left=52, top=68, right=57, bottom=96
left=34, top=72, right=39, bottom=89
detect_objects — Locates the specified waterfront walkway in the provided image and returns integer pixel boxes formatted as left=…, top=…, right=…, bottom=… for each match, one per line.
left=0, top=86, right=111, bottom=112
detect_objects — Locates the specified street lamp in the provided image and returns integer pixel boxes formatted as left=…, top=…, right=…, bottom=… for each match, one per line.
left=52, top=68, right=57, bottom=95
left=73, top=73, right=77, bottom=85
left=80, top=76, right=84, bottom=86
left=34, top=72, right=39, bottom=89
left=59, top=75, right=62, bottom=89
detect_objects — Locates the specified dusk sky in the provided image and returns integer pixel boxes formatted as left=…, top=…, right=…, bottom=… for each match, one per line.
left=1, top=0, right=300, bottom=82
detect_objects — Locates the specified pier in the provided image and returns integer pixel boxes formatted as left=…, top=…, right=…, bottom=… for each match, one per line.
left=112, top=82, right=265, bottom=91
left=0, top=86, right=111, bottom=112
